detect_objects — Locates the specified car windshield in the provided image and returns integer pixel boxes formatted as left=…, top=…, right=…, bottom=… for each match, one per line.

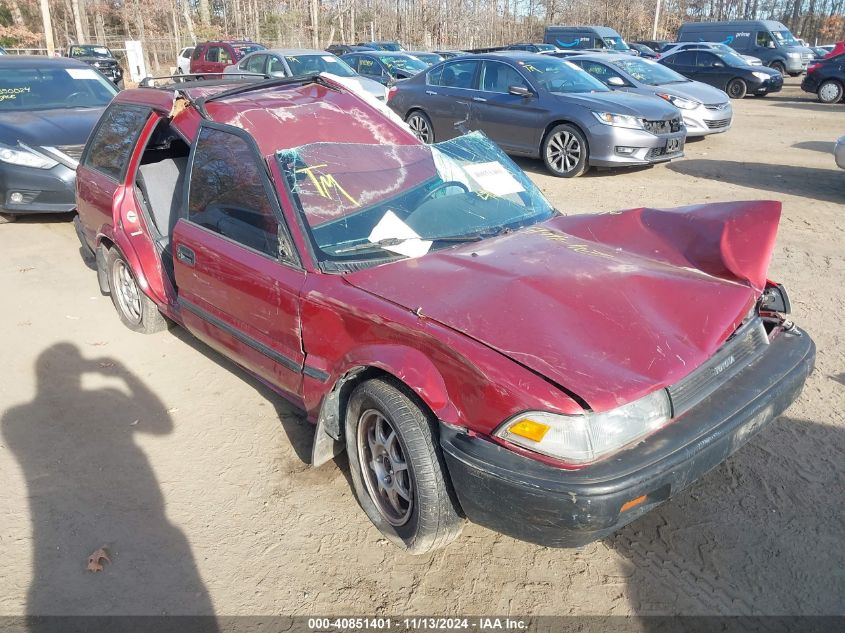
left=772, top=30, right=799, bottom=46
left=0, top=66, right=117, bottom=111
left=603, top=37, right=630, bottom=51
left=379, top=54, right=427, bottom=73
left=234, top=44, right=265, bottom=58
left=715, top=50, right=751, bottom=67
left=277, top=132, right=556, bottom=270
left=610, top=58, right=689, bottom=85
left=517, top=57, right=609, bottom=93
left=70, top=45, right=112, bottom=58
left=379, top=42, right=404, bottom=51
left=411, top=53, right=443, bottom=65
left=533, top=43, right=557, bottom=51
left=285, top=54, right=356, bottom=77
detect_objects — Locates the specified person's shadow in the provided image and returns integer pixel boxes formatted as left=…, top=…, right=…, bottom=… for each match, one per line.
left=2, top=343, right=217, bottom=624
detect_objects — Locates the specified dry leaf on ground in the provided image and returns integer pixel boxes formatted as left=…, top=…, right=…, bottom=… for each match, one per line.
left=86, top=546, right=111, bottom=572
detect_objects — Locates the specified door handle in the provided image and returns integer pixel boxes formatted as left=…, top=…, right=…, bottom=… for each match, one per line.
left=425, top=90, right=438, bottom=95
left=472, top=96, right=487, bottom=102
left=176, top=244, right=195, bottom=267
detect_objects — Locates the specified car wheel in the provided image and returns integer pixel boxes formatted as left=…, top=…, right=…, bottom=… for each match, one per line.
left=345, top=378, right=463, bottom=554
left=0, top=213, right=17, bottom=224
left=106, top=247, right=167, bottom=334
left=817, top=80, right=844, bottom=104
left=726, top=79, right=748, bottom=99
left=542, top=123, right=589, bottom=177
left=406, top=111, right=435, bottom=144
left=770, top=61, right=786, bottom=75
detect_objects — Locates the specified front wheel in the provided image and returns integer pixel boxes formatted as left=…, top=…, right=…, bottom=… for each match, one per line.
left=727, top=78, right=748, bottom=99
left=818, top=80, right=844, bottom=104
left=406, top=111, right=435, bottom=144
left=770, top=61, right=786, bottom=75
left=542, top=123, right=589, bottom=177
left=345, top=378, right=463, bottom=554
left=106, top=247, right=167, bottom=334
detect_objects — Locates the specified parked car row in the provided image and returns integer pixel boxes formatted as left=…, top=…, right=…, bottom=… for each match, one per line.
left=61, top=72, right=814, bottom=554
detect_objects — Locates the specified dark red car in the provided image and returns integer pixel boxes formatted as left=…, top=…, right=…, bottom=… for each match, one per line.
left=75, top=75, right=815, bottom=553
left=189, top=40, right=265, bottom=75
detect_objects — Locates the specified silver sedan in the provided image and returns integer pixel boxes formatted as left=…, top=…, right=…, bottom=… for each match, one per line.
left=571, top=54, right=734, bottom=137
left=835, top=136, right=845, bottom=169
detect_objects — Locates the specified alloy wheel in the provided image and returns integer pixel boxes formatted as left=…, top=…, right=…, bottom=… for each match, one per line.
left=357, top=408, right=414, bottom=526
left=407, top=114, right=433, bottom=143
left=546, top=130, right=582, bottom=174
left=112, top=259, right=142, bottom=325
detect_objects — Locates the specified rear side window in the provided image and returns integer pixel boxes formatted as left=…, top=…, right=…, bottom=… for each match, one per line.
left=438, top=60, right=479, bottom=89
left=187, top=127, right=280, bottom=258
left=696, top=52, right=719, bottom=67
left=84, top=105, right=150, bottom=181
left=427, top=65, right=443, bottom=85
left=670, top=51, right=696, bottom=65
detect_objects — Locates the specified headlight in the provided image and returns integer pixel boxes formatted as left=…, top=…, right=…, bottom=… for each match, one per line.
left=752, top=71, right=772, bottom=81
left=657, top=93, right=701, bottom=110
left=0, top=143, right=58, bottom=169
left=591, top=110, right=644, bottom=130
left=787, top=52, right=800, bottom=59
left=495, top=389, right=672, bottom=464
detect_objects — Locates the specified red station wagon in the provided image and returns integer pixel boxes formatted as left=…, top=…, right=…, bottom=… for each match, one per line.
left=75, top=75, right=815, bottom=552
left=189, top=40, right=266, bottom=75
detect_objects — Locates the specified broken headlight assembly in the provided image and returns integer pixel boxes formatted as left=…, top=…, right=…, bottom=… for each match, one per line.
left=495, top=389, right=672, bottom=465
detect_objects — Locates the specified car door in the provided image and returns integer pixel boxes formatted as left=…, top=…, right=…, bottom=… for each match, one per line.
left=662, top=51, right=698, bottom=81
left=357, top=55, right=389, bottom=85
left=189, top=44, right=206, bottom=73
left=172, top=123, right=305, bottom=397
left=422, top=58, right=480, bottom=140
left=695, top=51, right=732, bottom=89
left=244, top=53, right=268, bottom=75
left=469, top=60, right=542, bottom=154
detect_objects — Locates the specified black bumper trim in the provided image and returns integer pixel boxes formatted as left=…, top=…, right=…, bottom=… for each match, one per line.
left=440, top=328, right=815, bottom=547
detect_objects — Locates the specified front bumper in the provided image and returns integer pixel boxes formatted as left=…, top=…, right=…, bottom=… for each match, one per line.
left=753, top=74, right=783, bottom=95
left=0, top=162, right=77, bottom=215
left=801, top=74, right=821, bottom=93
left=683, top=102, right=733, bottom=137
left=441, top=327, right=815, bottom=547
left=587, top=123, right=686, bottom=167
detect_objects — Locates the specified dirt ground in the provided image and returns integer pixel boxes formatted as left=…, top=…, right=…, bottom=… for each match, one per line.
left=0, top=77, right=843, bottom=619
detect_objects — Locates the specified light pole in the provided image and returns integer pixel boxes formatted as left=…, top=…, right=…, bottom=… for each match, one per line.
left=652, top=0, right=662, bottom=40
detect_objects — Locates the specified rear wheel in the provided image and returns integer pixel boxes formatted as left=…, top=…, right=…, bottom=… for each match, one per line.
left=406, top=111, right=434, bottom=144
left=727, top=78, right=748, bottom=99
left=542, top=123, right=589, bottom=178
left=770, top=61, right=786, bottom=75
left=345, top=378, right=463, bottom=554
left=818, top=80, right=844, bottom=104
left=106, top=247, right=167, bottom=334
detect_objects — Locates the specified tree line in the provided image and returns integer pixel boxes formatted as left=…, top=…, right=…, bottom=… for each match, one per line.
left=1, top=0, right=843, bottom=72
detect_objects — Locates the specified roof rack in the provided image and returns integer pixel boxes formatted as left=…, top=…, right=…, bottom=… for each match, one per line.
left=193, top=72, right=337, bottom=119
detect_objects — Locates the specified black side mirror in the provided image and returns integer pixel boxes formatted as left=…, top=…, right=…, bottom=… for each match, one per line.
left=509, top=85, right=532, bottom=97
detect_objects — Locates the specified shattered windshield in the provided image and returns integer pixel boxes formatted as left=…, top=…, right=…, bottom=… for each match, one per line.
left=278, top=132, right=556, bottom=270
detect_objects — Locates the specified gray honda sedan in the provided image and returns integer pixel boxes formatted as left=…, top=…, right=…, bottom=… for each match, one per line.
left=387, top=51, right=686, bottom=177
left=570, top=54, right=733, bottom=137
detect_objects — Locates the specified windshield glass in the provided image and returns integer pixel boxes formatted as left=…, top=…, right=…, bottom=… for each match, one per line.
left=603, top=37, right=630, bottom=51
left=0, top=66, right=117, bottom=111
left=534, top=43, right=557, bottom=51
left=234, top=44, right=265, bottom=58
left=379, top=54, right=427, bottom=74
left=285, top=54, right=356, bottom=77
left=411, top=53, right=443, bottom=65
left=278, top=132, right=556, bottom=270
left=380, top=42, right=404, bottom=51
left=715, top=50, right=751, bottom=67
left=516, top=57, right=609, bottom=93
left=70, top=45, right=112, bottom=58
left=772, top=30, right=798, bottom=46
left=610, top=58, right=689, bottom=85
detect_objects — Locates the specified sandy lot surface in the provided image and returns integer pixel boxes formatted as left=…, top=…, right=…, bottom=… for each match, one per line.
left=0, top=78, right=842, bottom=619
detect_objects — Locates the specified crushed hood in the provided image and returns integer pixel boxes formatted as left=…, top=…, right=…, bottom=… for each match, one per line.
left=345, top=201, right=781, bottom=412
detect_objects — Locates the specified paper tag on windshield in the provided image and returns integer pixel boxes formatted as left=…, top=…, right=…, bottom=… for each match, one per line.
left=369, top=210, right=432, bottom=258
left=66, top=68, right=99, bottom=80
left=463, top=162, right=525, bottom=197
left=322, top=55, right=336, bottom=62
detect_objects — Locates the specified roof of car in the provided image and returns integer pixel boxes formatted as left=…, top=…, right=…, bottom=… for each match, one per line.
left=0, top=55, right=92, bottom=68
left=258, top=48, right=329, bottom=56
left=355, top=51, right=413, bottom=57
left=476, top=51, right=553, bottom=61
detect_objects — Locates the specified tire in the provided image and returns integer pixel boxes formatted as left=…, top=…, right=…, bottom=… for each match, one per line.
left=726, top=78, right=748, bottom=99
left=406, top=110, right=435, bottom=144
left=345, top=378, right=463, bottom=554
left=542, top=123, right=589, bottom=177
left=106, top=247, right=167, bottom=334
left=770, top=61, right=786, bottom=75
left=817, top=80, right=844, bottom=104
left=0, top=213, right=17, bottom=224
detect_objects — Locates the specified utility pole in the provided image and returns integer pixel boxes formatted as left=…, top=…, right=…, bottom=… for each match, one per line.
left=651, top=0, right=661, bottom=40
left=39, top=0, right=55, bottom=55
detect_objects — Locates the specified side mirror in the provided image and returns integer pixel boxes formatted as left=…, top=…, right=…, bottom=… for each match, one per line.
left=607, top=76, right=626, bottom=87
left=270, top=70, right=286, bottom=78
left=713, top=61, right=725, bottom=67
left=508, top=85, right=532, bottom=97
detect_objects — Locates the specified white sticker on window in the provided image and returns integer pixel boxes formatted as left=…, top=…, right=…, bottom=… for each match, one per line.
left=322, top=55, right=336, bottom=62
left=66, top=68, right=100, bottom=80
left=463, top=161, right=525, bottom=197
left=368, top=210, right=432, bottom=258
